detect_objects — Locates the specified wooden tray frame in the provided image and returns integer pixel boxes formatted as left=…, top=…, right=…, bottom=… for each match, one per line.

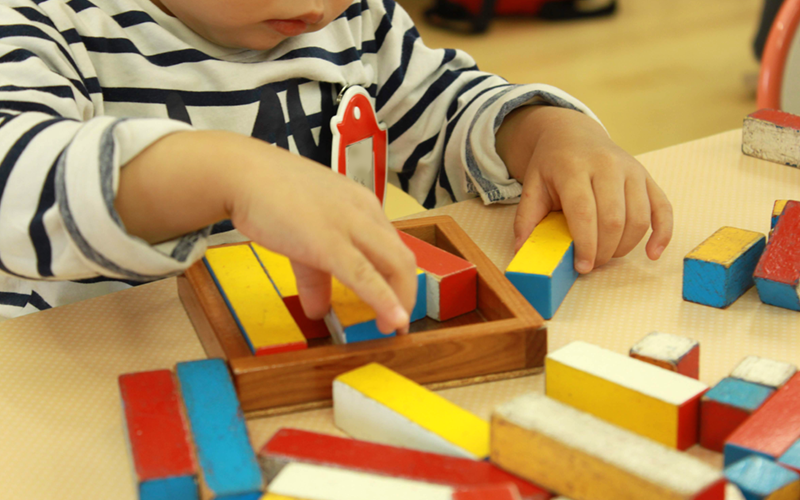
left=177, top=215, right=546, bottom=415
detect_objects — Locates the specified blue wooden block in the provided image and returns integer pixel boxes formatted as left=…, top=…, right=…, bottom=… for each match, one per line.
left=706, top=377, right=775, bottom=411
left=410, top=271, right=427, bottom=323
left=140, top=476, right=198, bottom=500
left=176, top=359, right=263, bottom=500
left=779, top=439, right=800, bottom=473
left=725, top=455, right=800, bottom=500
left=683, top=227, right=766, bottom=308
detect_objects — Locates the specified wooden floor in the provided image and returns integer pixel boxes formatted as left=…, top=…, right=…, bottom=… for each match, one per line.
left=401, top=0, right=764, bottom=155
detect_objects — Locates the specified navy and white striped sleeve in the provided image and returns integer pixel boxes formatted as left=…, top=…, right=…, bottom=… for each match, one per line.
left=0, top=3, right=200, bottom=282
left=370, top=0, right=600, bottom=209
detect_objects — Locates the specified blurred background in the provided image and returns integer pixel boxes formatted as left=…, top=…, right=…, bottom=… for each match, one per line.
left=401, top=0, right=763, bottom=155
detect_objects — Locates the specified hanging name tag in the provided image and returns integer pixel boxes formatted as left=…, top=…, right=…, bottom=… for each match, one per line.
left=331, top=86, right=388, bottom=207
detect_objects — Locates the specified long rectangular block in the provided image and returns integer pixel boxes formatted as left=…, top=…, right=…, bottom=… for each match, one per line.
left=333, top=363, right=490, bottom=460
left=683, top=227, right=766, bottom=308
left=397, top=231, right=476, bottom=321
left=724, top=455, right=800, bottom=500
left=505, top=211, right=578, bottom=320
left=754, top=200, right=800, bottom=311
left=545, top=341, right=708, bottom=450
left=258, top=428, right=550, bottom=500
left=725, top=373, right=800, bottom=466
left=490, top=393, right=725, bottom=500
left=325, top=278, right=396, bottom=343
left=731, top=356, right=797, bottom=389
left=743, top=109, right=800, bottom=167
left=629, top=331, right=700, bottom=379
left=266, top=462, right=520, bottom=500
left=176, top=359, right=263, bottom=500
left=204, top=245, right=307, bottom=355
left=250, top=244, right=329, bottom=340
left=700, top=377, right=775, bottom=452
left=119, top=370, right=198, bottom=500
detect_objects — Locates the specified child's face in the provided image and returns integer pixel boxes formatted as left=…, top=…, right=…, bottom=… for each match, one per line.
left=151, top=0, right=354, bottom=50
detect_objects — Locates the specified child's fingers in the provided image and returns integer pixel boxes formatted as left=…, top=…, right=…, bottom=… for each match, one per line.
left=331, top=245, right=409, bottom=334
left=592, top=172, right=626, bottom=268
left=613, top=176, right=652, bottom=258
left=558, top=179, right=598, bottom=274
left=291, top=262, right=332, bottom=320
left=513, top=176, right=552, bottom=253
left=644, top=176, right=674, bottom=260
left=351, top=224, right=419, bottom=318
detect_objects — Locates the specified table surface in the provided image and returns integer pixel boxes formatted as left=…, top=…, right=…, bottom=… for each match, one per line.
left=1, top=129, right=799, bottom=499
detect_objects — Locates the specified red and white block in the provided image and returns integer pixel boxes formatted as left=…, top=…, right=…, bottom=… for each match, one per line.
left=397, top=231, right=477, bottom=321
left=629, top=331, right=700, bottom=379
left=743, top=109, right=800, bottom=168
left=258, top=428, right=551, bottom=500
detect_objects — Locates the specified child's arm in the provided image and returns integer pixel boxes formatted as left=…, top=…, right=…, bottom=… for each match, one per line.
left=115, top=130, right=416, bottom=333
left=495, top=106, right=673, bottom=273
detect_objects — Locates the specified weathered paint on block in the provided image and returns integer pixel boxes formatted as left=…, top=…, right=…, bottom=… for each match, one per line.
left=754, top=200, right=800, bottom=311
left=724, top=455, right=800, bottom=500
left=683, top=227, right=766, bottom=308
left=700, top=377, right=775, bottom=452
left=629, top=331, right=700, bottom=379
left=743, top=109, right=800, bottom=168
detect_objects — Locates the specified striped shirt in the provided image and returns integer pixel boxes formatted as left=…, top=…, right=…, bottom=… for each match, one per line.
left=0, top=0, right=595, bottom=319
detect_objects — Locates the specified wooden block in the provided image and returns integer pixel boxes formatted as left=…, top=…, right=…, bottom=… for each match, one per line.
left=119, top=370, right=199, bottom=500
left=700, top=377, right=775, bottom=452
left=176, top=359, right=263, bottom=500
left=724, top=455, right=800, bottom=500
left=333, top=363, right=490, bottom=460
left=397, top=231, right=476, bottom=321
left=266, top=462, right=520, bottom=500
left=490, top=393, right=725, bottom=500
left=204, top=245, right=307, bottom=355
left=754, top=200, right=800, bottom=311
left=773, top=200, right=790, bottom=230
left=257, top=428, right=551, bottom=500
left=545, top=341, right=708, bottom=450
left=505, top=212, right=578, bottom=320
left=325, top=279, right=396, bottom=343
left=743, top=109, right=800, bottom=167
left=725, top=373, right=800, bottom=467
left=250, top=244, right=329, bottom=340
left=178, top=216, right=547, bottom=413
left=727, top=484, right=747, bottom=500
left=778, top=439, right=800, bottom=474
left=731, top=356, right=797, bottom=389
left=683, top=227, right=766, bottom=308
left=629, top=331, right=700, bottom=379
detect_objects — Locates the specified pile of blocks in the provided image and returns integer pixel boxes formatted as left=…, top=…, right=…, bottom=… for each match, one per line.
left=121, top=329, right=800, bottom=499
left=202, top=229, right=478, bottom=353
left=683, top=199, right=800, bottom=311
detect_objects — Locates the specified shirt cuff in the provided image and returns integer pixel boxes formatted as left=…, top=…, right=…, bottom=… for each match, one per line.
left=56, top=116, right=209, bottom=280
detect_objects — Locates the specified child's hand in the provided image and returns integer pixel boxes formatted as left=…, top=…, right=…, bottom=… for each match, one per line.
left=496, top=106, right=673, bottom=273
left=115, top=131, right=417, bottom=334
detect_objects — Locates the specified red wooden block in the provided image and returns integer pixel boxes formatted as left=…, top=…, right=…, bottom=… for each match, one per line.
left=754, top=200, right=800, bottom=311
left=701, top=400, right=752, bottom=453
left=119, top=370, right=197, bottom=492
left=725, top=373, right=800, bottom=466
left=397, top=231, right=477, bottom=321
left=282, top=295, right=330, bottom=340
left=453, top=484, right=522, bottom=500
left=258, top=428, right=551, bottom=500
left=629, top=331, right=700, bottom=379
left=743, top=109, right=800, bottom=167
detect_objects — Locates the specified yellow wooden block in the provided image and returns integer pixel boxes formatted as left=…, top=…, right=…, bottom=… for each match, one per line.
left=685, top=227, right=765, bottom=267
left=204, top=245, right=306, bottom=355
left=545, top=341, right=708, bottom=450
left=490, top=393, right=725, bottom=500
left=506, top=211, right=572, bottom=276
left=330, top=278, right=376, bottom=328
left=333, top=363, right=490, bottom=459
left=261, top=494, right=303, bottom=500
left=250, top=244, right=298, bottom=298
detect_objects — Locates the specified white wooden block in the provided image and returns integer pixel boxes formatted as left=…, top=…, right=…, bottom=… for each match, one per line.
left=730, top=356, right=797, bottom=389
left=267, top=462, right=457, bottom=500
left=742, top=109, right=800, bottom=167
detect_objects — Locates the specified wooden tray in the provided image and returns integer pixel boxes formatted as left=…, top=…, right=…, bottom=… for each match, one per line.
left=177, top=215, right=546, bottom=414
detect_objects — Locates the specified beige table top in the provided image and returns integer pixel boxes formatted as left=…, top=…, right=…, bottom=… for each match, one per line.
left=1, top=129, right=799, bottom=499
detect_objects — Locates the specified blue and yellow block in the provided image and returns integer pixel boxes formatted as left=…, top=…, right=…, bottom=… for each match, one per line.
left=324, top=270, right=426, bottom=344
left=683, top=227, right=767, bottom=308
left=772, top=200, right=790, bottom=230
left=725, top=455, right=800, bottom=500
left=505, top=211, right=578, bottom=320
